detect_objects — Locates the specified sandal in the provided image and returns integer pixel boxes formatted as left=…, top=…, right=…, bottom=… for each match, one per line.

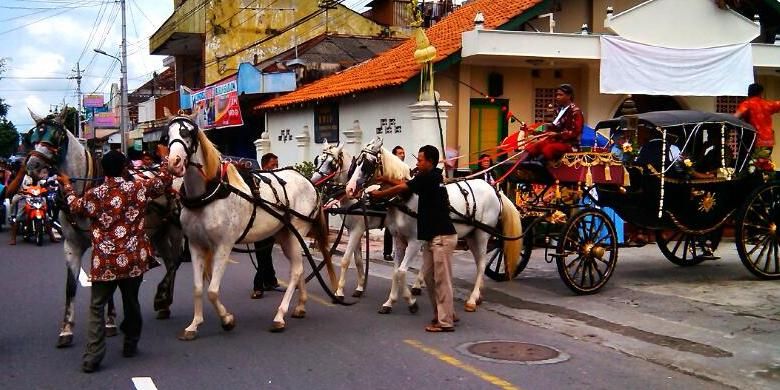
left=425, top=324, right=454, bottom=333
left=250, top=290, right=264, bottom=299
left=430, top=316, right=460, bottom=325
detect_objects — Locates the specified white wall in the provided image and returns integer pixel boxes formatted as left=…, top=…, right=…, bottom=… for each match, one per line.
left=265, top=109, right=313, bottom=167
left=138, top=98, right=156, bottom=123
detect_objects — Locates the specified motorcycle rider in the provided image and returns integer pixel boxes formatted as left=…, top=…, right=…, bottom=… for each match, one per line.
left=9, top=168, right=59, bottom=245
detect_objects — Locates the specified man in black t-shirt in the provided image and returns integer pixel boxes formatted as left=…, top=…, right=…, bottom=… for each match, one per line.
left=369, top=145, right=458, bottom=332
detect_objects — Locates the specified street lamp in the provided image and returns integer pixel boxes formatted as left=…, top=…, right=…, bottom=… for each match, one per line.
left=94, top=48, right=129, bottom=154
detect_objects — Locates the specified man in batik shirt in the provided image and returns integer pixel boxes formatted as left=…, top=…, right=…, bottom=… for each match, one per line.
left=735, top=83, right=780, bottom=153
left=525, top=84, right=584, bottom=161
left=59, top=146, right=172, bottom=373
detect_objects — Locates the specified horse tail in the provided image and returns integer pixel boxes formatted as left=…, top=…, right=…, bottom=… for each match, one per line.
left=313, top=205, right=338, bottom=290
left=498, top=191, right=522, bottom=280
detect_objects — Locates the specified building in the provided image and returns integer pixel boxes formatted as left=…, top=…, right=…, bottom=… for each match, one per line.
left=255, top=0, right=780, bottom=167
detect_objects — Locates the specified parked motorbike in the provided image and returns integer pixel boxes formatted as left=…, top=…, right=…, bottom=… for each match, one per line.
left=11, top=185, right=49, bottom=246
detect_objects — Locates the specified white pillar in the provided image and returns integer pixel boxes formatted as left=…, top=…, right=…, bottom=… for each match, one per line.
left=409, top=91, right=452, bottom=159
left=295, top=125, right=311, bottom=163
left=254, top=131, right=271, bottom=164
left=342, top=119, right=363, bottom=155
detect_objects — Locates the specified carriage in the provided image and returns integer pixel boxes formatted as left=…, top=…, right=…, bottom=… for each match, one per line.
left=484, top=110, right=780, bottom=294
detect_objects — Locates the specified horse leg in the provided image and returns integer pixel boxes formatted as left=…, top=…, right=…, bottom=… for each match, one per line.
left=335, top=227, right=360, bottom=298
left=398, top=240, right=420, bottom=313
left=271, top=233, right=304, bottom=332
left=153, top=228, right=183, bottom=319
left=464, top=233, right=489, bottom=312
left=179, top=245, right=207, bottom=341
left=380, top=238, right=418, bottom=314
left=57, top=240, right=85, bottom=348
left=352, top=233, right=366, bottom=298
left=105, top=296, right=118, bottom=337
left=203, top=245, right=235, bottom=331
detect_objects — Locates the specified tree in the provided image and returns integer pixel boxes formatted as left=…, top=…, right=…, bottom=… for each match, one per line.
left=0, top=119, right=19, bottom=158
left=0, top=58, right=7, bottom=119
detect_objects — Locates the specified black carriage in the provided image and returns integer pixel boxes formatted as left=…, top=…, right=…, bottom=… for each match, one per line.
left=486, top=110, right=780, bottom=294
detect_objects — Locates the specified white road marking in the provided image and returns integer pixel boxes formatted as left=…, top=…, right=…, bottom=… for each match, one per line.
left=79, top=268, right=91, bottom=287
left=132, top=377, right=158, bottom=390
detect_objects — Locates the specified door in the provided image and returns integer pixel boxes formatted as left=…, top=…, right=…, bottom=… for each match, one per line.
left=469, top=99, right=508, bottom=169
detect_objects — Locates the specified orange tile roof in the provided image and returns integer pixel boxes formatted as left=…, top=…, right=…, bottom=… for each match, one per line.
left=256, top=0, right=544, bottom=110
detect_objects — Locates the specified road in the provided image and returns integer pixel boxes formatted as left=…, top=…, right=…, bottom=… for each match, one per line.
left=0, top=227, right=777, bottom=389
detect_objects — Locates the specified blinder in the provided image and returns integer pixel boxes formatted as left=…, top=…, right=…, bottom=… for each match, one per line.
left=24, top=120, right=70, bottom=164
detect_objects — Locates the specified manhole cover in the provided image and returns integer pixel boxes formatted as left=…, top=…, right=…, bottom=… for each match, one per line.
left=457, top=341, right=569, bottom=365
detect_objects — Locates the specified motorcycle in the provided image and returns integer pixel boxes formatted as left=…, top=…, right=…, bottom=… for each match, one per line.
left=44, top=179, right=63, bottom=236
left=11, top=185, right=49, bottom=246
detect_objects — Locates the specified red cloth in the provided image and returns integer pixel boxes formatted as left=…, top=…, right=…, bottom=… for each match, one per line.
left=525, top=103, right=584, bottom=160
left=64, top=159, right=172, bottom=282
left=736, top=97, right=780, bottom=147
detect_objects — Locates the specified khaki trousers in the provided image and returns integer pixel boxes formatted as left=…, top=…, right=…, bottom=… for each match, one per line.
left=421, top=234, right=458, bottom=328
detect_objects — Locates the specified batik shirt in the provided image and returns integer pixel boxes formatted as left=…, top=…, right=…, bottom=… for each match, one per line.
left=63, top=159, right=172, bottom=282
left=736, top=97, right=780, bottom=147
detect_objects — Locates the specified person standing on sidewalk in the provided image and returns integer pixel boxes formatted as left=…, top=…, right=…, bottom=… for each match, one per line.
left=251, top=153, right=280, bottom=299
left=369, top=145, right=457, bottom=332
left=59, top=146, right=172, bottom=373
left=383, top=146, right=406, bottom=261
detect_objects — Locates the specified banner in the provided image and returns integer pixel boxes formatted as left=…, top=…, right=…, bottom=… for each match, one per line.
left=93, top=112, right=118, bottom=128
left=600, top=36, right=753, bottom=96
left=83, top=94, right=105, bottom=108
left=190, top=77, right=243, bottom=129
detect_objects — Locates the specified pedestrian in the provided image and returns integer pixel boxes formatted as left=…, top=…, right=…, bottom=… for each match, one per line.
left=383, top=145, right=406, bottom=261
left=473, top=154, right=497, bottom=186
left=58, top=145, right=172, bottom=373
left=735, top=83, right=780, bottom=154
left=369, top=145, right=458, bottom=332
left=251, top=152, right=280, bottom=299
left=525, top=83, right=584, bottom=162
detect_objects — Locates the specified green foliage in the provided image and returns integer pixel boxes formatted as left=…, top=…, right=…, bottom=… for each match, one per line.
left=0, top=119, right=19, bottom=158
left=0, top=58, right=7, bottom=119
left=293, top=160, right=315, bottom=179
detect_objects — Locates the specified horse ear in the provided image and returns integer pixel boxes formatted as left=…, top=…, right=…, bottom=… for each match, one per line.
left=335, top=142, right=344, bottom=153
left=57, top=106, right=69, bottom=125
left=375, top=136, right=384, bottom=148
left=323, top=139, right=330, bottom=149
left=28, top=108, right=44, bottom=124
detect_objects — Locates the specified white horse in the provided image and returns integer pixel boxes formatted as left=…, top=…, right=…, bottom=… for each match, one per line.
left=345, top=137, right=522, bottom=313
left=311, top=142, right=424, bottom=299
left=166, top=116, right=337, bottom=336
left=23, top=110, right=185, bottom=348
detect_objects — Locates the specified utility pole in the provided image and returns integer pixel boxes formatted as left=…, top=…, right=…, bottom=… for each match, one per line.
left=68, top=62, right=83, bottom=138
left=120, top=0, right=129, bottom=154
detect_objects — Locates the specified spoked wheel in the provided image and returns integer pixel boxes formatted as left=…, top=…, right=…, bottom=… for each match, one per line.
left=555, top=209, right=618, bottom=294
left=484, top=223, right=534, bottom=282
left=736, top=183, right=780, bottom=279
left=655, top=228, right=723, bottom=267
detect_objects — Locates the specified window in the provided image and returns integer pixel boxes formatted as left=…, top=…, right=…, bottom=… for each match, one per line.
left=314, top=104, right=339, bottom=144
left=534, top=88, right=556, bottom=123
left=716, top=96, right=744, bottom=114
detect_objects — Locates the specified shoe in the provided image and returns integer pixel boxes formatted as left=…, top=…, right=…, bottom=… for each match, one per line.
left=425, top=324, right=454, bottom=332
left=383, top=254, right=393, bottom=261
left=263, top=281, right=280, bottom=291
left=251, top=290, right=264, bottom=299
left=122, top=343, right=138, bottom=358
left=81, top=361, right=99, bottom=373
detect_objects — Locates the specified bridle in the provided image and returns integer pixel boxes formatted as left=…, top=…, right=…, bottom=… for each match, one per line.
left=313, top=149, right=345, bottom=186
left=166, top=117, right=202, bottom=169
left=24, top=120, right=70, bottom=168
left=350, top=146, right=384, bottom=189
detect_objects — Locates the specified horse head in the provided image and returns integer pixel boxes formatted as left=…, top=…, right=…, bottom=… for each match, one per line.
left=345, top=136, right=383, bottom=198
left=165, top=114, right=200, bottom=177
left=311, top=142, right=345, bottom=184
left=24, top=107, right=70, bottom=178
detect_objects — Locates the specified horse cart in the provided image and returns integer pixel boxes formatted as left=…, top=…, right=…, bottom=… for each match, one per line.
left=485, top=110, right=780, bottom=294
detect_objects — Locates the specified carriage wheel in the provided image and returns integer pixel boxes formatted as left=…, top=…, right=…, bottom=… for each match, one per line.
left=736, top=183, right=780, bottom=279
left=655, top=228, right=723, bottom=267
left=555, top=209, right=618, bottom=294
left=484, top=224, right=533, bottom=282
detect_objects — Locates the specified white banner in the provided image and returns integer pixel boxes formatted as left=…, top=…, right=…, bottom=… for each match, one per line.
left=600, top=36, right=753, bottom=96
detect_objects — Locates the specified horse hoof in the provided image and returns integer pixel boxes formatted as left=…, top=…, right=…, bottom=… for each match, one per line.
left=269, top=322, right=286, bottom=333
left=351, top=290, right=364, bottom=298
left=56, top=335, right=73, bottom=348
left=332, top=296, right=344, bottom=304
left=377, top=306, right=392, bottom=315
left=105, top=325, right=118, bottom=337
left=408, top=302, right=419, bottom=314
left=177, top=330, right=198, bottom=341
left=156, top=309, right=171, bottom=320
left=291, top=309, right=306, bottom=319
left=411, top=287, right=422, bottom=296
left=221, top=318, right=236, bottom=331
left=464, top=302, right=477, bottom=312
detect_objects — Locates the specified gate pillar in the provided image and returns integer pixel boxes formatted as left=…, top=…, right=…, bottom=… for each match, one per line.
left=295, top=125, right=311, bottom=163
left=408, top=92, right=452, bottom=159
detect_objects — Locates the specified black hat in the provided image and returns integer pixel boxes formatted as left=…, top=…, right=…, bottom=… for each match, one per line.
left=557, top=83, right=574, bottom=96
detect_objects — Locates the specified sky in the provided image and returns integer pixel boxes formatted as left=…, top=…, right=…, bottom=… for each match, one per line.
left=0, top=0, right=174, bottom=131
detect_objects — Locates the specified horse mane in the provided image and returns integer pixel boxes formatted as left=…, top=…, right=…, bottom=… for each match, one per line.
left=195, top=129, right=250, bottom=193
left=380, top=147, right=411, bottom=181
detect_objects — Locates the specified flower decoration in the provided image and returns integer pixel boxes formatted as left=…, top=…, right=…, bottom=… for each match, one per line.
left=683, top=158, right=693, bottom=168
left=621, top=142, right=633, bottom=154
left=748, top=147, right=776, bottom=174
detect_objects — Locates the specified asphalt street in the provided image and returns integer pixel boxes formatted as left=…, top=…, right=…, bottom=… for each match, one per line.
left=0, top=226, right=776, bottom=389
